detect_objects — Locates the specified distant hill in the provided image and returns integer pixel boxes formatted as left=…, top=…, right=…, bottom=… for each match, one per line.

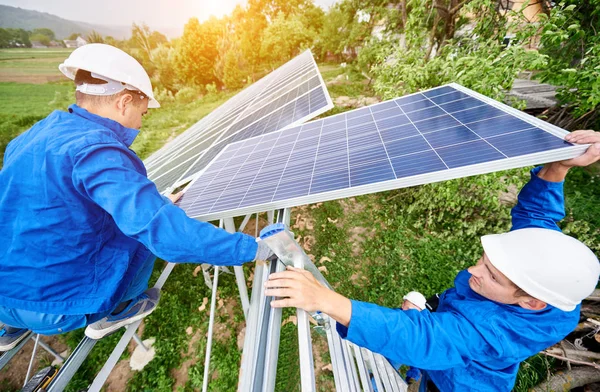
left=0, top=5, right=132, bottom=39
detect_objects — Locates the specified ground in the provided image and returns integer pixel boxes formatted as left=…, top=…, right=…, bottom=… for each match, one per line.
left=0, top=51, right=599, bottom=391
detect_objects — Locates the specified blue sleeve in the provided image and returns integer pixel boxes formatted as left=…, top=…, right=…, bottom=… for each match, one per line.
left=71, top=143, right=257, bottom=265
left=510, top=166, right=565, bottom=232
left=336, top=300, right=494, bottom=370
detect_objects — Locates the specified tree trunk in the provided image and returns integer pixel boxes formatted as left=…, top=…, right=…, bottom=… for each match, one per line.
left=400, top=0, right=408, bottom=28
left=531, top=367, right=600, bottom=391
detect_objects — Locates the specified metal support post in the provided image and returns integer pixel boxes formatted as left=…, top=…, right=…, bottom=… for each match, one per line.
left=342, top=340, right=361, bottom=391
left=132, top=334, right=148, bottom=352
left=238, top=260, right=269, bottom=391
left=260, top=259, right=284, bottom=392
left=224, top=216, right=251, bottom=320
left=23, top=334, right=40, bottom=387
left=38, top=339, right=65, bottom=364
left=363, top=347, right=385, bottom=392
left=323, top=317, right=348, bottom=392
left=202, top=266, right=220, bottom=392
left=86, top=260, right=176, bottom=392
left=351, top=343, right=374, bottom=392
left=46, top=337, right=97, bottom=392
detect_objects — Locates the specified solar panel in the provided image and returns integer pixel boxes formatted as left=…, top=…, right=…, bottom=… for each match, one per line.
left=144, top=50, right=333, bottom=193
left=178, top=83, right=587, bottom=220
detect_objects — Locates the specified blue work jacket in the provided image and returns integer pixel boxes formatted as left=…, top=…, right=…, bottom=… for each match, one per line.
left=337, top=167, right=580, bottom=391
left=0, top=105, right=257, bottom=315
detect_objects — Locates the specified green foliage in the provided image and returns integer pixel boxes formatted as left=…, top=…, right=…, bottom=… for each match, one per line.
left=514, top=354, right=555, bottom=391
left=215, top=36, right=250, bottom=90
left=85, top=30, right=104, bottom=44
left=151, top=44, right=179, bottom=91
left=174, top=86, right=202, bottom=104
left=31, top=28, right=55, bottom=41
left=372, top=23, right=547, bottom=99
left=29, top=33, right=50, bottom=46
left=355, top=37, right=394, bottom=77
left=536, top=1, right=600, bottom=121
left=260, top=12, right=316, bottom=67
left=175, top=17, right=224, bottom=88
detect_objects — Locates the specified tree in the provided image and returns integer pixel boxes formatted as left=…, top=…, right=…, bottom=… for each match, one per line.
left=67, top=33, right=81, bottom=40
left=29, top=33, right=50, bottom=46
left=260, top=12, right=316, bottom=67
left=536, top=0, right=600, bottom=130
left=229, top=2, right=268, bottom=78
left=0, top=29, right=11, bottom=48
left=151, top=44, right=179, bottom=91
left=131, top=23, right=167, bottom=62
left=32, top=28, right=55, bottom=41
left=175, top=17, right=225, bottom=87
left=215, top=34, right=250, bottom=90
left=9, top=28, right=30, bottom=47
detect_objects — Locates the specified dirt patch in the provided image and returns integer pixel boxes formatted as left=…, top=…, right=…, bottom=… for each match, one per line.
left=104, top=359, right=134, bottom=392
left=333, top=95, right=380, bottom=109
left=339, top=197, right=366, bottom=217
left=240, top=215, right=270, bottom=236
left=0, top=74, right=64, bottom=84
left=0, top=335, right=68, bottom=390
left=171, top=329, right=204, bottom=391
left=212, top=297, right=237, bottom=344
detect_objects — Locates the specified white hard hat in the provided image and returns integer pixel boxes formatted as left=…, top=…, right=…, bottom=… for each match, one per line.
left=59, top=43, right=160, bottom=108
left=403, top=291, right=427, bottom=310
left=481, top=228, right=600, bottom=312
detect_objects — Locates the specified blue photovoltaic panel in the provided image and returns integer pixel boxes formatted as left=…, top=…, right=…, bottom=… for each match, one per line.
left=178, top=83, right=586, bottom=220
left=144, top=50, right=333, bottom=192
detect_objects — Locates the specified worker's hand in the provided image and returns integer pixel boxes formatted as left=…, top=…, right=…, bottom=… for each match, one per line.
left=266, top=266, right=353, bottom=326
left=265, top=266, right=328, bottom=313
left=540, top=130, right=600, bottom=182
left=167, top=191, right=184, bottom=203
left=562, top=130, right=600, bottom=168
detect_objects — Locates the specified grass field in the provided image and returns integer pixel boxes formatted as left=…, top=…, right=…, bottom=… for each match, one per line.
left=0, top=48, right=72, bottom=83
left=0, top=50, right=599, bottom=392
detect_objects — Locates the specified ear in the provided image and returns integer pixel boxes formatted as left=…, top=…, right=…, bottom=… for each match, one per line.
left=517, top=297, right=547, bottom=311
left=116, top=93, right=134, bottom=115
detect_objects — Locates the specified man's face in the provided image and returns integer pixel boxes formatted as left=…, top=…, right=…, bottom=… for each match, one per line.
left=467, top=253, right=521, bottom=305
left=120, top=94, right=148, bottom=130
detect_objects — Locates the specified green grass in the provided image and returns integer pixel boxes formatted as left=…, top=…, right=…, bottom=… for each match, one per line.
left=0, top=81, right=73, bottom=166
left=0, top=81, right=73, bottom=117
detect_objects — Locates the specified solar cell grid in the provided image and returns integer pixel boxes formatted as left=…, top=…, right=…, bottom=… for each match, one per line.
left=179, top=83, right=586, bottom=220
left=144, top=50, right=332, bottom=192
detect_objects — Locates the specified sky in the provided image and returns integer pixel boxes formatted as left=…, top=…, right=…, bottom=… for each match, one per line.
left=0, top=0, right=338, bottom=29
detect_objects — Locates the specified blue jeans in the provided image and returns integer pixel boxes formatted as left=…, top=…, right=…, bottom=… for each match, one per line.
left=0, top=255, right=156, bottom=335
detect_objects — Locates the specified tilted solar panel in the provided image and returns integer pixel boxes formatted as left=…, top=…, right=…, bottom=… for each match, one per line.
left=178, top=83, right=587, bottom=220
left=144, top=50, right=333, bottom=193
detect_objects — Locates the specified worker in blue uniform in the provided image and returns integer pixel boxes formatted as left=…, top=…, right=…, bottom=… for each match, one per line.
left=264, top=130, right=600, bottom=391
left=0, top=44, right=272, bottom=350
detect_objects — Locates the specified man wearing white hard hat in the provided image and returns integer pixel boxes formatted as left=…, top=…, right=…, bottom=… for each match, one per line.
left=0, top=44, right=272, bottom=350
left=264, top=130, right=600, bottom=391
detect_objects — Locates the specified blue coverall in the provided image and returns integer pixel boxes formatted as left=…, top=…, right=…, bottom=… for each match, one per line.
left=337, top=167, right=580, bottom=391
left=0, top=105, right=258, bottom=334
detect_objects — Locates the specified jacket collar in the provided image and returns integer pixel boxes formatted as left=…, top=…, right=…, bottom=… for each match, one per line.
left=68, top=104, right=140, bottom=147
